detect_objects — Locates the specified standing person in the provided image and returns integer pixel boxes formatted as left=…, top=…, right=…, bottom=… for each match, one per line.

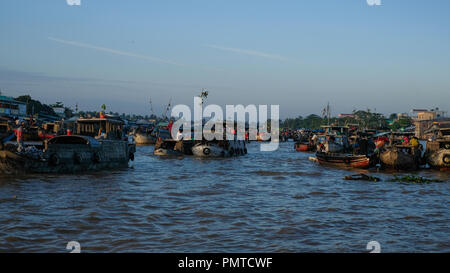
left=167, top=120, right=174, bottom=138
left=360, top=137, right=369, bottom=156
left=175, top=128, right=184, bottom=141
left=14, top=121, right=25, bottom=152
left=410, top=136, right=419, bottom=147
left=311, top=134, right=318, bottom=146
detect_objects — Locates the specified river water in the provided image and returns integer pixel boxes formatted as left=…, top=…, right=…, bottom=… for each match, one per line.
left=0, top=141, right=449, bottom=252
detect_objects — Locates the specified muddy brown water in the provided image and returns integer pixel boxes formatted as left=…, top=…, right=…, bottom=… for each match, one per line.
left=0, top=141, right=449, bottom=252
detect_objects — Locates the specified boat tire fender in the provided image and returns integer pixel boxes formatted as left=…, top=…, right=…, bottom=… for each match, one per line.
left=203, top=147, right=211, bottom=156
left=93, top=152, right=101, bottom=163
left=444, top=154, right=450, bottom=164
left=74, top=153, right=82, bottom=165
left=49, top=153, right=60, bottom=166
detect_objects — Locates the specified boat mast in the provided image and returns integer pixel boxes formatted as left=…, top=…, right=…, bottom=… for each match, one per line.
left=149, top=98, right=154, bottom=117
left=327, top=102, right=331, bottom=125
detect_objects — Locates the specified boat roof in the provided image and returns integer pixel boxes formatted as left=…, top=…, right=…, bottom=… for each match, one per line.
left=321, top=125, right=349, bottom=128
left=47, top=135, right=100, bottom=146
left=77, top=117, right=123, bottom=124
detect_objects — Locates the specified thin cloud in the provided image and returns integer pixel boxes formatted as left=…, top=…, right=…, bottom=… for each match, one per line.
left=48, top=37, right=186, bottom=67
left=204, top=44, right=288, bottom=61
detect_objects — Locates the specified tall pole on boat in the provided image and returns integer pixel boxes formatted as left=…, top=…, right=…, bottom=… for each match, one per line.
left=149, top=98, right=154, bottom=117
left=327, top=102, right=330, bottom=125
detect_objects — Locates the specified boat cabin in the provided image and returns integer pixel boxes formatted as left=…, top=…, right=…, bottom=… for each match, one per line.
left=76, top=118, right=124, bottom=140
left=321, top=125, right=349, bottom=136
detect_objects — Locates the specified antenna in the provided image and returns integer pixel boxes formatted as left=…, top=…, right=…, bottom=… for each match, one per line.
left=149, top=98, right=154, bottom=116
left=199, top=88, right=209, bottom=106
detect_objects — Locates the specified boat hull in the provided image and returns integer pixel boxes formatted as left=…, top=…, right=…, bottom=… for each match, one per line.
left=191, top=140, right=246, bottom=158
left=425, top=149, right=450, bottom=169
left=153, top=148, right=183, bottom=156
left=294, top=143, right=313, bottom=152
left=380, top=148, right=420, bottom=170
left=0, top=139, right=135, bottom=174
left=133, top=133, right=156, bottom=145
left=316, top=152, right=370, bottom=169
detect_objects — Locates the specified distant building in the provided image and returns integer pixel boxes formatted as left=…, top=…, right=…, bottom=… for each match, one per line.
left=52, top=106, right=66, bottom=118
left=412, top=108, right=449, bottom=139
left=396, top=113, right=409, bottom=119
left=0, top=95, right=27, bottom=117
left=417, top=111, right=436, bottom=121
left=338, top=113, right=355, bottom=118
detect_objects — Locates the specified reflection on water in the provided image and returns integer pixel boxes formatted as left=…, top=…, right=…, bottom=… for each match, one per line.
left=0, top=142, right=449, bottom=252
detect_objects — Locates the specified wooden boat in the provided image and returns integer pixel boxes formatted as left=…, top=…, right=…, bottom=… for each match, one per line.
left=294, top=142, right=313, bottom=152
left=316, top=151, right=370, bottom=169
left=379, top=145, right=421, bottom=170
left=192, top=140, right=246, bottom=157
left=153, top=139, right=184, bottom=156
left=133, top=131, right=156, bottom=145
left=0, top=135, right=135, bottom=174
left=131, top=124, right=157, bottom=145
left=424, top=126, right=450, bottom=170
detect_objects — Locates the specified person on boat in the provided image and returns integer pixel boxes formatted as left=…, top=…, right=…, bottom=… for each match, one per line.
left=324, top=135, right=335, bottom=153
left=155, top=137, right=163, bottom=150
left=402, top=135, right=410, bottom=145
left=14, top=121, right=25, bottom=152
left=175, top=128, right=184, bottom=141
left=311, top=134, right=318, bottom=146
left=353, top=138, right=360, bottom=154
left=167, top=120, right=174, bottom=138
left=96, top=128, right=107, bottom=139
left=356, top=136, right=367, bottom=155
left=410, top=136, right=419, bottom=147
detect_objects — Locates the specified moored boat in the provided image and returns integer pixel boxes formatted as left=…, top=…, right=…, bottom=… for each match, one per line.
left=294, top=142, right=314, bottom=152
left=0, top=117, right=136, bottom=174
left=133, top=131, right=156, bottom=145
left=424, top=126, right=450, bottom=170
left=315, top=151, right=370, bottom=169
left=379, top=145, right=421, bottom=171
left=153, top=139, right=184, bottom=156
left=192, top=140, right=246, bottom=158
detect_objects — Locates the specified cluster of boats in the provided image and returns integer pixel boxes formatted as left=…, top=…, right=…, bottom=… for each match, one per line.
left=153, top=138, right=247, bottom=158
left=0, top=117, right=136, bottom=174
left=0, top=116, right=249, bottom=174
left=2, top=113, right=448, bottom=174
left=132, top=121, right=247, bottom=158
left=294, top=125, right=450, bottom=171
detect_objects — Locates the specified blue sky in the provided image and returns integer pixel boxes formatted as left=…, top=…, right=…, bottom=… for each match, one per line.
left=0, top=0, right=449, bottom=118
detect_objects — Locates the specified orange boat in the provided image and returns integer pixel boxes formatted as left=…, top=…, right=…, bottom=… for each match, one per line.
left=294, top=142, right=313, bottom=152
left=315, top=152, right=370, bottom=169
